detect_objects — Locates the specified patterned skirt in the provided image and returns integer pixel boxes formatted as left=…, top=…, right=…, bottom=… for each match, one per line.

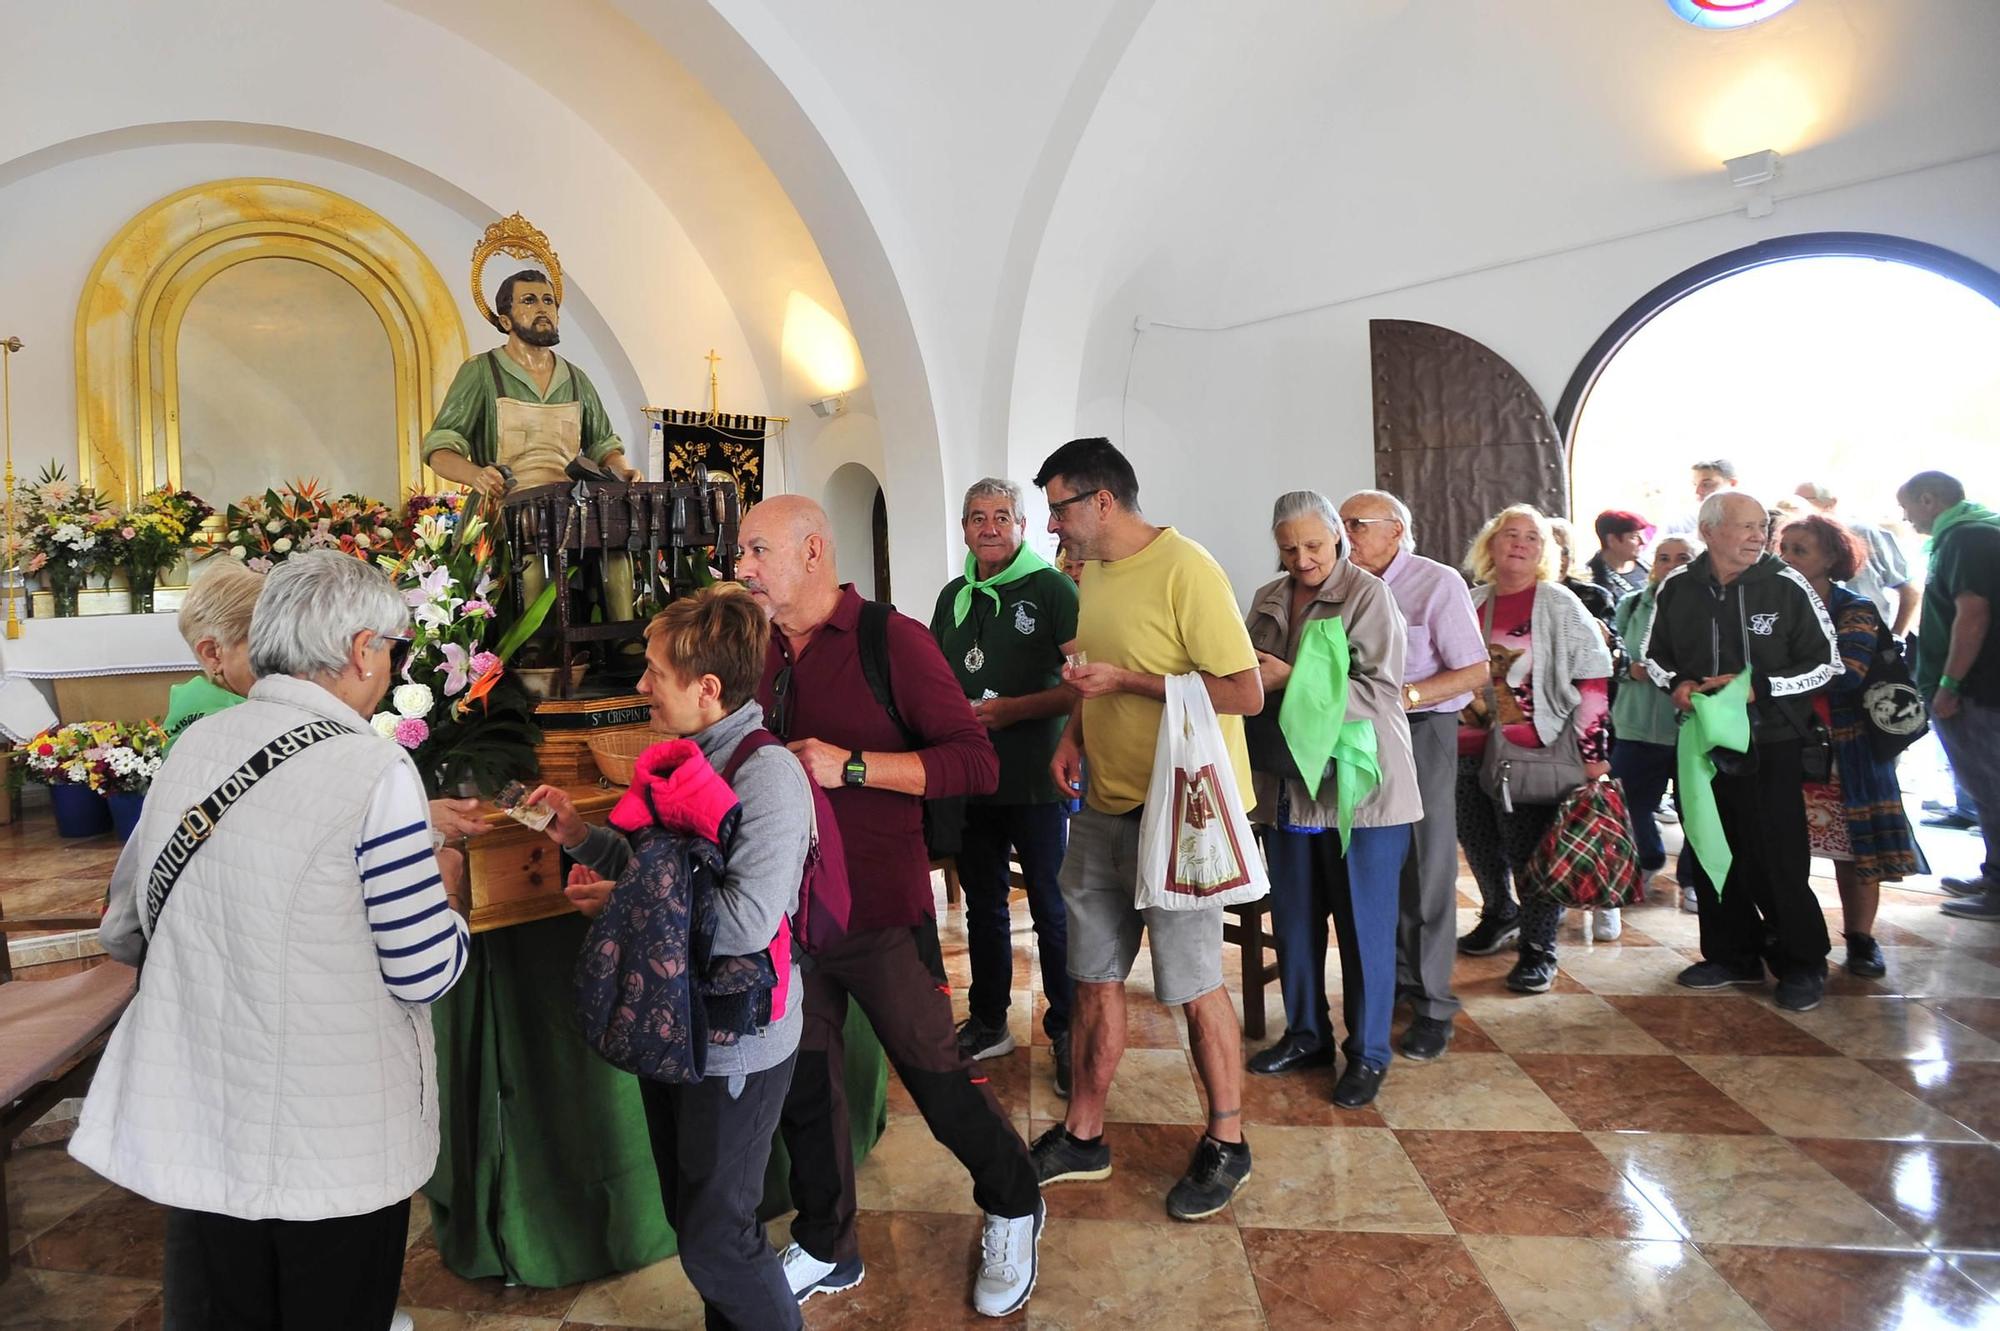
left=1803, top=724, right=1929, bottom=884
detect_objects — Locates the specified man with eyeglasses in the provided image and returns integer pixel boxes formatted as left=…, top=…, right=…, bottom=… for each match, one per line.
left=929, top=479, right=1081, bottom=1093
left=734, top=495, right=1043, bottom=1318
left=1337, top=490, right=1489, bottom=1061
left=1027, top=437, right=1264, bottom=1223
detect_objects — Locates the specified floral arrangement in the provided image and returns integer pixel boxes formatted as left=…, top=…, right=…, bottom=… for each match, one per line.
left=212, top=479, right=404, bottom=570
left=370, top=501, right=547, bottom=795
left=19, top=720, right=166, bottom=793
left=10, top=465, right=114, bottom=588
left=116, top=507, right=191, bottom=583
left=138, top=485, right=215, bottom=536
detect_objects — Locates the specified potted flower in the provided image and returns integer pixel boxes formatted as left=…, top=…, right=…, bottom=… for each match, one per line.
left=119, top=506, right=191, bottom=614
left=208, top=479, right=405, bottom=571
left=12, top=465, right=114, bottom=617
left=20, top=721, right=119, bottom=836
left=99, top=720, right=167, bottom=839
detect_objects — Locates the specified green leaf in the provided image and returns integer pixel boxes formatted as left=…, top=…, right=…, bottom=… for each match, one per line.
left=494, top=577, right=562, bottom=662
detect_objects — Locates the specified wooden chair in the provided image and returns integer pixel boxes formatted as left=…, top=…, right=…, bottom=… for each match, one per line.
left=1222, top=897, right=1281, bottom=1040
left=0, top=909, right=138, bottom=1281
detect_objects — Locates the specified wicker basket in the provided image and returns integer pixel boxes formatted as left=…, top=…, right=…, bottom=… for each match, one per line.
left=586, top=729, right=655, bottom=786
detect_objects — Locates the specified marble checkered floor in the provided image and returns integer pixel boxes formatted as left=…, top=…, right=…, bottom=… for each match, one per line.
left=7, top=808, right=2000, bottom=1329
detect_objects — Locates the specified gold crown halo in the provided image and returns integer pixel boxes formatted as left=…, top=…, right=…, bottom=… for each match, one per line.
left=470, top=213, right=564, bottom=331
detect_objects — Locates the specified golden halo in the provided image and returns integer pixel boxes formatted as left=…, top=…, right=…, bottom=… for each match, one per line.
left=470, top=213, right=563, bottom=332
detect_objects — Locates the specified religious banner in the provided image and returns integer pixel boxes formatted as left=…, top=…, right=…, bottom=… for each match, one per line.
left=653, top=409, right=767, bottom=506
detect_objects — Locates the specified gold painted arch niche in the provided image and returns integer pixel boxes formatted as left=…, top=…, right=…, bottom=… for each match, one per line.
left=75, top=177, right=468, bottom=503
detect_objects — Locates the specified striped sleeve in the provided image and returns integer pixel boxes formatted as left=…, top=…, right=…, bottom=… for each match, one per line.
left=355, top=761, right=468, bottom=1003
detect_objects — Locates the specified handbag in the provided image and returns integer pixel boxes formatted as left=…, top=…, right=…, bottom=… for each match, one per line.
left=1135, top=674, right=1270, bottom=911
left=1243, top=687, right=1303, bottom=782
left=1860, top=626, right=1929, bottom=762
left=1474, top=593, right=1586, bottom=812
left=1527, top=775, right=1644, bottom=909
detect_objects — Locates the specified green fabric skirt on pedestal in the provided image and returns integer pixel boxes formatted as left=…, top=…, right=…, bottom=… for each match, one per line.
left=423, top=912, right=889, bottom=1287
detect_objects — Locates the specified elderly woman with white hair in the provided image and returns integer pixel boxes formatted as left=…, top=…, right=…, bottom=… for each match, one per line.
left=74, top=550, right=470, bottom=1331
left=161, top=560, right=265, bottom=749
left=1242, top=490, right=1421, bottom=1109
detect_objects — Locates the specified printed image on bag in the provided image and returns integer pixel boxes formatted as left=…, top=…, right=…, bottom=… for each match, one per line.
left=1167, top=763, right=1255, bottom=898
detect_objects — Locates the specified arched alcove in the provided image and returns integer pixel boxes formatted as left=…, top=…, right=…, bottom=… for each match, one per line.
left=825, top=461, right=887, bottom=603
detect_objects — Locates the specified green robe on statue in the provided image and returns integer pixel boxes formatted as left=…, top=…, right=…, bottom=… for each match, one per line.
left=424, top=913, right=890, bottom=1286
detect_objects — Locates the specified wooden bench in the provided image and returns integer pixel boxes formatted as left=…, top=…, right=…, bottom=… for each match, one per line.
left=0, top=911, right=137, bottom=1281
left=1222, top=897, right=1281, bottom=1040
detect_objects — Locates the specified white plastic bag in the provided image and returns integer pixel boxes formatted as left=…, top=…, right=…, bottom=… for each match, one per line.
left=1135, top=673, right=1270, bottom=911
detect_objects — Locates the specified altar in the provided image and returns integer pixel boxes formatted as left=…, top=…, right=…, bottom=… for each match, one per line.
left=0, top=611, right=196, bottom=741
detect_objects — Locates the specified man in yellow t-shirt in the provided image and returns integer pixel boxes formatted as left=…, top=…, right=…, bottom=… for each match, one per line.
left=1026, top=436, right=1263, bottom=1224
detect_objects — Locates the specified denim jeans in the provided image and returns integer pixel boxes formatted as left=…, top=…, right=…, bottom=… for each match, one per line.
left=954, top=801, right=1073, bottom=1037
left=1933, top=696, right=2000, bottom=884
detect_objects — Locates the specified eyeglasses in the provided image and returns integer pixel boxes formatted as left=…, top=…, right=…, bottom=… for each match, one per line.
left=770, top=664, right=793, bottom=741
left=1046, top=490, right=1102, bottom=516
left=375, top=631, right=414, bottom=670
left=1341, top=517, right=1398, bottom=533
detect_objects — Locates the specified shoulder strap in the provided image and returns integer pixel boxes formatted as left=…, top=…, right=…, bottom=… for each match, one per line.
left=857, top=600, right=916, bottom=746
left=1478, top=590, right=1504, bottom=735
left=485, top=350, right=505, bottom=397
left=720, top=728, right=782, bottom=785
left=143, top=719, right=354, bottom=935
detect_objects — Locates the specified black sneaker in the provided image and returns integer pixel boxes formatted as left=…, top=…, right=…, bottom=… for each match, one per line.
left=956, top=1015, right=1016, bottom=1061
left=1504, top=949, right=1558, bottom=994
left=1458, top=915, right=1522, bottom=956
left=1844, top=933, right=1887, bottom=978
left=1164, top=1135, right=1251, bottom=1221
left=1052, top=1032, right=1072, bottom=1100
left=1030, top=1124, right=1111, bottom=1185
left=1775, top=967, right=1826, bottom=1012
left=1332, top=1059, right=1387, bottom=1109
left=1676, top=959, right=1765, bottom=989
left=1400, top=1016, right=1453, bottom=1062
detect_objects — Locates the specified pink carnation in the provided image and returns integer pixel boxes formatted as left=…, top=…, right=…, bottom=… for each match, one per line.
left=470, top=651, right=500, bottom=677
left=392, top=716, right=430, bottom=749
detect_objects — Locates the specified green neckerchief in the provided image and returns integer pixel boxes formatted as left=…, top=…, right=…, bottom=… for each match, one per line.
left=1675, top=671, right=1753, bottom=895
left=1277, top=617, right=1380, bottom=853
left=952, top=542, right=1054, bottom=626
left=1925, top=500, right=2000, bottom=564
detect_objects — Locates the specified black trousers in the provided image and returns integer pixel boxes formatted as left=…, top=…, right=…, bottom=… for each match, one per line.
left=638, top=1054, right=802, bottom=1331
left=956, top=800, right=1073, bottom=1038
left=1697, top=739, right=1830, bottom=976
left=779, top=921, right=1039, bottom=1262
left=162, top=1198, right=409, bottom=1331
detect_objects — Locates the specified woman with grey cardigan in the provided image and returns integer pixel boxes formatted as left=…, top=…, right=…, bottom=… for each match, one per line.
left=527, top=583, right=813, bottom=1331
left=1242, top=491, right=1422, bottom=1109
left=1453, top=506, right=1615, bottom=995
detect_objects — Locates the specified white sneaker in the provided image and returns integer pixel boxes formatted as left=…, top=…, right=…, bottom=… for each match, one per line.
left=389, top=1314, right=415, bottom=1331
left=781, top=1242, right=865, bottom=1302
left=1592, top=908, right=1622, bottom=942
left=1681, top=885, right=1700, bottom=914
left=972, top=1200, right=1043, bottom=1317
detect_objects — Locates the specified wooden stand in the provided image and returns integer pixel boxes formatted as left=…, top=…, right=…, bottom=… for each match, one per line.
left=465, top=785, right=620, bottom=933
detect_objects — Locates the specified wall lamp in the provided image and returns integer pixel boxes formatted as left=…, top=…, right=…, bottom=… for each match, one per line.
left=810, top=394, right=847, bottom=419
left=1724, top=149, right=1781, bottom=217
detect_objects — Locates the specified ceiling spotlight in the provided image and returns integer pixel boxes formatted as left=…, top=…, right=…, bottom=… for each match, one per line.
left=810, top=394, right=847, bottom=419
left=1723, top=149, right=1782, bottom=188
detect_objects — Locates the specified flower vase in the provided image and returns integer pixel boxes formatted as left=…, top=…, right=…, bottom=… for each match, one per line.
left=49, top=783, right=113, bottom=837
left=107, top=790, right=147, bottom=841
left=126, top=565, right=157, bottom=615
left=46, top=569, right=82, bottom=618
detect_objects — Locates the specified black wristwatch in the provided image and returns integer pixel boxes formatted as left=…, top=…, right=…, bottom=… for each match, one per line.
left=842, top=749, right=867, bottom=787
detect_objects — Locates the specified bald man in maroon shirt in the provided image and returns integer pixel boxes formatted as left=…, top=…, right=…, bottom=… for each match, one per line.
left=738, top=496, right=1043, bottom=1316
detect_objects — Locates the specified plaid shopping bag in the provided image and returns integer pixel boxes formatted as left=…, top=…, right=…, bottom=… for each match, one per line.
left=1526, top=776, right=1644, bottom=910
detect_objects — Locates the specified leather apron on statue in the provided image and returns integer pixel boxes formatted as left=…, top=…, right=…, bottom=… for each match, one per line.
left=491, top=352, right=634, bottom=619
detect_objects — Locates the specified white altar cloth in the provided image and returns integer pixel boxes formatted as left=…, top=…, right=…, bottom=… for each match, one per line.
left=0, top=612, right=196, bottom=741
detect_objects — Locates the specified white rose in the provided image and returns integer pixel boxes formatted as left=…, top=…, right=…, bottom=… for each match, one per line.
left=370, top=712, right=400, bottom=740
left=375, top=527, right=392, bottom=541
left=353, top=534, right=371, bottom=549
left=392, top=683, right=435, bottom=719
left=266, top=519, right=284, bottom=533
left=230, top=546, right=248, bottom=560
left=272, top=537, right=293, bottom=553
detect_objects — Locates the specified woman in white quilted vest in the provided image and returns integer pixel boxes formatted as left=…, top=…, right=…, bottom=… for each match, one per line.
left=73, top=550, right=470, bottom=1331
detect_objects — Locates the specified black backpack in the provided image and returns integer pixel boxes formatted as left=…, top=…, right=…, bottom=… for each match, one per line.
left=857, top=601, right=966, bottom=859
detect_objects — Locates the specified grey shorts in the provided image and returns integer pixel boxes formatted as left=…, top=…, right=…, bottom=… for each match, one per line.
left=1058, top=806, right=1224, bottom=1007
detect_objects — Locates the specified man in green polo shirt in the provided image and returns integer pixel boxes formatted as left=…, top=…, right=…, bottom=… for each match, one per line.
left=929, top=478, right=1080, bottom=1095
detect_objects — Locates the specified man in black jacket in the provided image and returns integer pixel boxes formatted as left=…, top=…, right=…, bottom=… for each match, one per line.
left=1641, top=490, right=1841, bottom=1011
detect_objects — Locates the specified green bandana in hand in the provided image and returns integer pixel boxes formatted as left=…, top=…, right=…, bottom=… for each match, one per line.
left=1675, top=671, right=1753, bottom=896
left=1277, top=617, right=1380, bottom=853
left=952, top=542, right=1054, bottom=626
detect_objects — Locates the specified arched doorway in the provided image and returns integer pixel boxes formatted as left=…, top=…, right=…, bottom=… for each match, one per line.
left=825, top=461, right=888, bottom=602
left=1560, top=234, right=2000, bottom=533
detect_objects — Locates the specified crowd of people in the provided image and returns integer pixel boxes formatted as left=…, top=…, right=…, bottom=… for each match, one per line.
left=65, top=440, right=1999, bottom=1328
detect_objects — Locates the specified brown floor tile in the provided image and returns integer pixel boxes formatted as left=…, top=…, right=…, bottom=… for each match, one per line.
left=1373, top=1053, right=1576, bottom=1132
left=1925, top=997, right=2000, bottom=1043
left=1863, top=1059, right=2000, bottom=1139
left=113, top=1297, right=165, bottom=1331
left=1686, top=1055, right=1980, bottom=1141
left=1242, top=1229, right=1511, bottom=1331
left=1460, top=993, right=1669, bottom=1055
left=1398, top=1130, right=1684, bottom=1240
left=1826, top=948, right=2000, bottom=999
left=1238, top=1059, right=1382, bottom=1128
left=1051, top=1045, right=1202, bottom=1125
left=782, top=1210, right=996, bottom=1329
left=1791, top=1138, right=2000, bottom=1251
left=4, top=1141, right=113, bottom=1253
left=1463, top=1235, right=1767, bottom=1330
left=1513, top=1054, right=1772, bottom=1135
left=410, top=1316, right=564, bottom=1330
left=1553, top=943, right=1714, bottom=996
left=1032, top=1119, right=1231, bottom=1225
left=0, top=1266, right=161, bottom=1330
left=0, top=876, right=112, bottom=919
left=397, top=1238, right=582, bottom=1319
left=1603, top=995, right=1841, bottom=1056
left=1701, top=1245, right=1999, bottom=1331
left=21, top=1186, right=167, bottom=1280
left=1775, top=996, right=2000, bottom=1060
left=1029, top=1216, right=1264, bottom=1329
left=1389, top=1006, right=1503, bottom=1055
left=1451, top=950, right=1591, bottom=998
left=1230, top=1125, right=1450, bottom=1234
